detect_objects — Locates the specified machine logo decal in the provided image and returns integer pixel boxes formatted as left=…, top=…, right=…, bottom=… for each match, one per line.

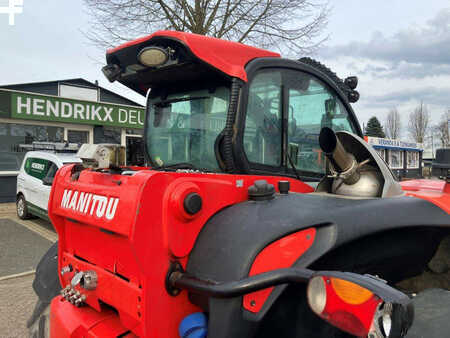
left=61, top=189, right=119, bottom=220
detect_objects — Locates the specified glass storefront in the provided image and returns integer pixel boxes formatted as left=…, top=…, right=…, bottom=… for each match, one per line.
left=0, top=123, right=64, bottom=171
left=0, top=85, right=146, bottom=202
left=126, top=136, right=145, bottom=166
left=103, top=126, right=122, bottom=144
left=389, top=150, right=403, bottom=169
left=407, top=151, right=419, bottom=169
left=68, top=130, right=89, bottom=144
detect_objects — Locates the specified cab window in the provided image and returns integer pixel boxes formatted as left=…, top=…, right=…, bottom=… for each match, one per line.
left=147, top=86, right=230, bottom=171
left=243, top=68, right=356, bottom=175
left=287, top=75, right=355, bottom=174
left=244, top=71, right=282, bottom=167
left=24, top=158, right=50, bottom=180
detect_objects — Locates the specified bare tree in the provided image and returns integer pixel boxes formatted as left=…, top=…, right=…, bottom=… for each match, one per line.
left=408, top=101, right=429, bottom=143
left=384, top=107, right=401, bottom=139
left=82, top=0, right=329, bottom=54
left=434, top=113, right=450, bottom=148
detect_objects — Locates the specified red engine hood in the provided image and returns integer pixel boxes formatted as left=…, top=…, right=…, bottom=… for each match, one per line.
left=400, top=179, right=446, bottom=192
left=401, top=179, right=450, bottom=214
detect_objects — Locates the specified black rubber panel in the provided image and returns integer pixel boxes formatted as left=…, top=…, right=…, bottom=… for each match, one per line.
left=298, top=57, right=354, bottom=102
left=32, top=241, right=61, bottom=303
left=186, top=193, right=449, bottom=338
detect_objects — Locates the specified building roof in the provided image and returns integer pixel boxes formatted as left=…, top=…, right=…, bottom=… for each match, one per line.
left=0, top=78, right=142, bottom=107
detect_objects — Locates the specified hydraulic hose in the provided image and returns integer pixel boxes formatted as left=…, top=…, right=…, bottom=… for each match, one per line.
left=222, top=78, right=241, bottom=173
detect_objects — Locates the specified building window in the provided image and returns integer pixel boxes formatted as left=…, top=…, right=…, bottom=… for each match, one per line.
left=389, top=150, right=403, bottom=169
left=0, top=123, right=64, bottom=171
left=407, top=151, right=419, bottom=169
left=103, top=127, right=122, bottom=144
left=126, top=128, right=143, bottom=136
left=68, top=130, right=89, bottom=144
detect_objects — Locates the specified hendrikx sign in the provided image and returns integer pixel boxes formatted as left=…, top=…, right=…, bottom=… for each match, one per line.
left=10, top=91, right=145, bottom=128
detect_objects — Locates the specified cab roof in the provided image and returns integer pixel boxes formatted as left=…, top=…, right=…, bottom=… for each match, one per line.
left=106, top=31, right=280, bottom=95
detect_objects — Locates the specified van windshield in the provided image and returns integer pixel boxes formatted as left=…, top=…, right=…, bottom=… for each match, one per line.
left=146, top=86, right=230, bottom=171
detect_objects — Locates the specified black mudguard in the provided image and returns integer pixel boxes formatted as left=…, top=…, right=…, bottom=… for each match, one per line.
left=27, top=241, right=61, bottom=329
left=186, top=192, right=449, bottom=338
left=32, top=241, right=61, bottom=302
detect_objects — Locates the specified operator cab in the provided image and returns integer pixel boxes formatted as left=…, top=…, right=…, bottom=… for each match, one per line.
left=104, top=31, right=362, bottom=181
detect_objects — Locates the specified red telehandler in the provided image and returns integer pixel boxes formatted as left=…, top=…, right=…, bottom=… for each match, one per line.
left=27, top=31, right=449, bottom=338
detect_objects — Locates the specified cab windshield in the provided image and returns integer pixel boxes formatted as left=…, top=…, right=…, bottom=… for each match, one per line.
left=146, top=86, right=230, bottom=171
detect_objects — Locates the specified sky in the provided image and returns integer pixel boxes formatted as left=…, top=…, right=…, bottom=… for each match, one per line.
left=0, top=0, right=449, bottom=142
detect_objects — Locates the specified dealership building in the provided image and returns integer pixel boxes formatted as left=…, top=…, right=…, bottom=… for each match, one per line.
left=365, top=136, right=423, bottom=179
left=0, top=78, right=145, bottom=202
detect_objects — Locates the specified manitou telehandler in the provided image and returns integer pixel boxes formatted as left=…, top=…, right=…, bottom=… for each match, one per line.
left=28, top=31, right=449, bottom=338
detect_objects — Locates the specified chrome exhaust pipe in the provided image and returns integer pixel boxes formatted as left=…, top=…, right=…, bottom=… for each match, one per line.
left=319, top=127, right=360, bottom=185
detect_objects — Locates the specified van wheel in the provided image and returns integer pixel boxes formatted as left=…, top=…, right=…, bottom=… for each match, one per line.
left=17, top=195, right=31, bottom=220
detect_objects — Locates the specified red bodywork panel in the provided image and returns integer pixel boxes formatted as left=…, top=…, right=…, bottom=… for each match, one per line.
left=48, top=166, right=313, bottom=337
left=107, top=31, right=280, bottom=82
left=243, top=228, right=316, bottom=313
left=50, top=296, right=138, bottom=338
left=401, top=179, right=450, bottom=214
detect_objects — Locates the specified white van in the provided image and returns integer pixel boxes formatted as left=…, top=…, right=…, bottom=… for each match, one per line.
left=16, top=151, right=81, bottom=220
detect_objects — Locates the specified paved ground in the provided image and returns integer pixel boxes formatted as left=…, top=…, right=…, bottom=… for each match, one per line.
left=0, top=275, right=38, bottom=338
left=0, top=203, right=56, bottom=337
left=0, top=219, right=52, bottom=277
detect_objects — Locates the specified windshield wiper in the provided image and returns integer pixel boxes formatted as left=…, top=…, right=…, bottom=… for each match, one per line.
left=154, top=162, right=196, bottom=170
left=154, top=162, right=213, bottom=172
left=155, top=96, right=209, bottom=107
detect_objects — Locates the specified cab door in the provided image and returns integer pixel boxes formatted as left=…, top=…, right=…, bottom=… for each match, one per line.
left=240, top=66, right=359, bottom=179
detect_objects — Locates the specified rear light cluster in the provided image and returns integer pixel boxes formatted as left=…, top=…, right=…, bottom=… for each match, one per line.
left=307, top=273, right=413, bottom=338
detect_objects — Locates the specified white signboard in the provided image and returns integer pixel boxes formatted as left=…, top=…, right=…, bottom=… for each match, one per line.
left=366, top=136, right=423, bottom=151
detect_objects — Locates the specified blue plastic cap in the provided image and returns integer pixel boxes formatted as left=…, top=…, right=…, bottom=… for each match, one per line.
left=179, top=312, right=208, bottom=338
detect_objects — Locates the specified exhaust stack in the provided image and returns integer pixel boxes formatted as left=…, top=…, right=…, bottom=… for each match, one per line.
left=319, top=127, right=360, bottom=185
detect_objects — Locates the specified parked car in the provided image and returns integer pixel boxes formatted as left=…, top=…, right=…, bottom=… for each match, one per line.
left=16, top=150, right=81, bottom=220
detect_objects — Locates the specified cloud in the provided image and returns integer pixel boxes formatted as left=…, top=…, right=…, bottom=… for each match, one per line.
left=362, top=86, right=450, bottom=109
left=316, top=8, right=450, bottom=134
left=321, top=8, right=450, bottom=65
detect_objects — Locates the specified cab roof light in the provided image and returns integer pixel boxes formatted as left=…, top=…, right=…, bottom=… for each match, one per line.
left=138, top=46, right=170, bottom=67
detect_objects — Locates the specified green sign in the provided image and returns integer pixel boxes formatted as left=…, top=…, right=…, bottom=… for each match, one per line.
left=25, top=157, right=50, bottom=180
left=9, top=91, right=145, bottom=128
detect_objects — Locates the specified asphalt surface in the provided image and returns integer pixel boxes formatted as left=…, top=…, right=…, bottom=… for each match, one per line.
left=0, top=204, right=56, bottom=338
left=0, top=275, right=37, bottom=338
left=0, top=219, right=52, bottom=277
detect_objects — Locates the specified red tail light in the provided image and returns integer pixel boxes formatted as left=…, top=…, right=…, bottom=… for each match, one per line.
left=307, top=272, right=414, bottom=338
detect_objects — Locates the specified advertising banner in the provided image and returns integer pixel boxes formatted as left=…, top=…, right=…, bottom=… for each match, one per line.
left=365, top=136, right=423, bottom=152
left=3, top=90, right=145, bottom=128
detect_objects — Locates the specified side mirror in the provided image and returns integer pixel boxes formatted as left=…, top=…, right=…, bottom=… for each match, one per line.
left=42, top=177, right=54, bottom=186
left=307, top=271, right=413, bottom=338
